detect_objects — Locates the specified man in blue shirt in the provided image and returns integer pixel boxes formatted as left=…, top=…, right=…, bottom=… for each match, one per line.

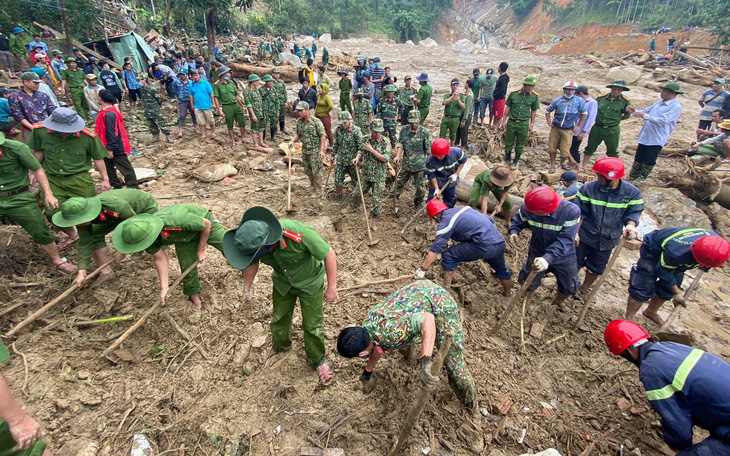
left=370, top=57, right=385, bottom=110
left=425, top=139, right=467, bottom=208
left=27, top=34, right=47, bottom=52
left=120, top=62, right=141, bottom=109
left=556, top=171, right=582, bottom=202
left=172, top=69, right=198, bottom=138
left=189, top=70, right=216, bottom=141
left=417, top=199, right=512, bottom=293
left=545, top=81, right=586, bottom=173
left=0, top=87, right=17, bottom=133
left=627, top=82, right=683, bottom=182
left=50, top=50, right=66, bottom=81
left=697, top=78, right=727, bottom=139
left=605, top=319, right=730, bottom=455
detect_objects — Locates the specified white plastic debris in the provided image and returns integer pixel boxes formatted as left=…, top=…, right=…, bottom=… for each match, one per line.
left=130, top=434, right=154, bottom=456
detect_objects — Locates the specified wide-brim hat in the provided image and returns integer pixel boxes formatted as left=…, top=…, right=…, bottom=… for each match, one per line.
left=112, top=214, right=164, bottom=254
left=659, top=81, right=683, bottom=94
left=12, top=27, right=23, bottom=34
left=247, top=74, right=261, bottom=83
left=223, top=206, right=282, bottom=270
left=64, top=57, right=76, bottom=63
left=717, top=120, right=730, bottom=130
left=416, top=72, right=429, bottom=82
left=42, top=107, right=86, bottom=133
left=52, top=197, right=102, bottom=227
left=262, top=74, right=274, bottom=82
left=606, top=80, right=630, bottom=91
left=219, top=66, right=232, bottom=75
left=371, top=118, right=384, bottom=132
left=490, top=166, right=515, bottom=187
left=337, top=111, right=352, bottom=125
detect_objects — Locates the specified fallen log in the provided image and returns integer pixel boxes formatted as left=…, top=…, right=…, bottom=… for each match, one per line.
left=228, top=63, right=299, bottom=83
left=34, top=22, right=122, bottom=70
left=668, top=176, right=730, bottom=210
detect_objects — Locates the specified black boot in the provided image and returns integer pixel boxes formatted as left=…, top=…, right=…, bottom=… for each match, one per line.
left=638, top=165, right=654, bottom=183
left=270, top=128, right=277, bottom=140
left=504, top=151, right=512, bottom=166
left=511, top=152, right=522, bottom=170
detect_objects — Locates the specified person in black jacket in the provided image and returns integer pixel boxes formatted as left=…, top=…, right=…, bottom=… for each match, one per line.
left=491, top=62, right=510, bottom=132
left=298, top=79, right=317, bottom=110
left=96, top=90, right=137, bottom=189
left=98, top=60, right=123, bottom=103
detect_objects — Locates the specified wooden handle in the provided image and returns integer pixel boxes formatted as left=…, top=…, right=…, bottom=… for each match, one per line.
left=339, top=274, right=412, bottom=292
left=576, top=236, right=627, bottom=326
left=354, top=165, right=373, bottom=244
left=489, top=268, right=538, bottom=336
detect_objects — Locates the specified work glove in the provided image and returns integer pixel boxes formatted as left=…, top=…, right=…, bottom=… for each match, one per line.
left=532, top=257, right=549, bottom=272
left=574, top=233, right=580, bottom=246
left=414, top=267, right=426, bottom=280
left=623, top=224, right=638, bottom=240
left=509, top=233, right=519, bottom=247
left=360, top=369, right=377, bottom=393
left=419, top=356, right=439, bottom=389
left=672, top=293, right=687, bottom=308
left=448, top=173, right=458, bottom=184
left=432, top=186, right=441, bottom=197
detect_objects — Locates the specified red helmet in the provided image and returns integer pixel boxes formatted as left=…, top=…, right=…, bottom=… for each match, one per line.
left=604, top=320, right=651, bottom=355
left=430, top=138, right=450, bottom=157
left=591, top=157, right=626, bottom=180
left=426, top=199, right=448, bottom=218
left=691, top=235, right=730, bottom=268
left=524, top=187, right=561, bottom=214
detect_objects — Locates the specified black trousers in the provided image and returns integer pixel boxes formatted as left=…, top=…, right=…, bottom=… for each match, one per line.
left=455, top=121, right=468, bottom=147
left=634, top=143, right=663, bottom=166
left=105, top=155, right=138, bottom=188
left=569, top=135, right=582, bottom=163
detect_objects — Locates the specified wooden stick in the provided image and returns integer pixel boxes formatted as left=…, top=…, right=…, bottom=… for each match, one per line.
left=355, top=165, right=377, bottom=245
left=102, top=261, right=199, bottom=357
left=286, top=146, right=293, bottom=212
left=400, top=181, right=450, bottom=235
left=489, top=269, right=539, bottom=336
left=5, top=259, right=116, bottom=337
left=576, top=236, right=627, bottom=326
left=657, top=270, right=705, bottom=333
left=339, top=275, right=411, bottom=292
left=164, top=313, right=211, bottom=360
left=72, top=315, right=133, bottom=327
left=387, top=336, right=452, bottom=456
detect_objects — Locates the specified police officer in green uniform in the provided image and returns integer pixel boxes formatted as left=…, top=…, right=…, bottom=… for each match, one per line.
left=60, top=57, right=89, bottom=119
left=414, top=73, right=433, bottom=123
left=376, top=84, right=402, bottom=148
left=580, top=80, right=631, bottom=171
left=223, top=206, right=338, bottom=385
left=0, top=132, right=75, bottom=273
left=353, top=118, right=391, bottom=217
left=52, top=189, right=159, bottom=285
left=392, top=109, right=433, bottom=210
left=500, top=75, right=539, bottom=170
left=397, top=76, right=417, bottom=126
left=271, top=69, right=289, bottom=134
left=244, top=74, right=267, bottom=149
left=440, top=78, right=466, bottom=146
left=112, top=203, right=226, bottom=310
left=332, top=111, right=364, bottom=202
left=214, top=66, right=247, bottom=148
left=27, top=108, right=110, bottom=248
left=289, top=101, right=327, bottom=189
left=261, top=74, right=279, bottom=141
left=353, top=88, right=372, bottom=134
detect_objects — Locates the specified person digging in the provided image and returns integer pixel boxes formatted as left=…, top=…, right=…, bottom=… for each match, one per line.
left=467, top=165, right=515, bottom=220
left=425, top=138, right=467, bottom=209
left=222, top=206, right=338, bottom=385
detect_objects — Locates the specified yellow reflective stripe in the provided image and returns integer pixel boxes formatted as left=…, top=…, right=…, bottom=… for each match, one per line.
left=524, top=217, right=580, bottom=231
left=645, top=349, right=703, bottom=401
left=575, top=193, right=643, bottom=208
left=660, top=228, right=707, bottom=249
left=660, top=253, right=696, bottom=270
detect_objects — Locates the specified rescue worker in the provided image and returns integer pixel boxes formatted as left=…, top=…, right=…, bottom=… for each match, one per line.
left=337, top=69, right=353, bottom=114
left=289, top=101, right=327, bottom=189
left=418, top=200, right=512, bottom=294
left=604, top=319, right=730, bottom=455
left=397, top=75, right=417, bottom=126
left=392, top=109, right=433, bottom=211
left=508, top=187, right=581, bottom=311
left=352, top=118, right=390, bottom=217
left=271, top=68, right=289, bottom=134
left=261, top=74, right=279, bottom=141
left=545, top=81, right=587, bottom=173
left=112, top=203, right=226, bottom=310
left=376, top=84, right=402, bottom=148
left=425, top=138, right=467, bottom=208
left=575, top=157, right=644, bottom=297
left=52, top=189, right=159, bottom=286
left=61, top=57, right=89, bottom=119
left=440, top=78, right=466, bottom=146
left=214, top=66, right=248, bottom=148
left=556, top=170, right=582, bottom=202
left=223, top=206, right=338, bottom=385
left=0, top=132, right=75, bottom=273
left=581, top=80, right=632, bottom=171
left=332, top=111, right=364, bottom=202
left=467, top=166, right=515, bottom=220
left=336, top=280, right=476, bottom=409
left=414, top=73, right=432, bottom=123
left=353, top=88, right=372, bottom=134
left=138, top=73, right=173, bottom=143
left=625, top=228, right=730, bottom=325
left=500, top=76, right=539, bottom=170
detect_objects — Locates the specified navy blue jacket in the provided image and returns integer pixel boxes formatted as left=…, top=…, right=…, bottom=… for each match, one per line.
left=425, top=147, right=467, bottom=182
left=508, top=199, right=580, bottom=264
left=644, top=227, right=716, bottom=288
left=430, top=207, right=503, bottom=254
left=639, top=341, right=730, bottom=450
left=576, top=180, right=644, bottom=251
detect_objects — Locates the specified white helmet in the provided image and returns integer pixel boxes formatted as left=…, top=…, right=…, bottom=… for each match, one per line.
left=563, top=81, right=578, bottom=89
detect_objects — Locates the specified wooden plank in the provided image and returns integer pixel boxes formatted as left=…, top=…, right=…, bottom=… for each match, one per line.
left=34, top=21, right=122, bottom=70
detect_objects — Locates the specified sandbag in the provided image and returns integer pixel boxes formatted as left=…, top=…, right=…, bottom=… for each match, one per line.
left=190, top=163, right=238, bottom=182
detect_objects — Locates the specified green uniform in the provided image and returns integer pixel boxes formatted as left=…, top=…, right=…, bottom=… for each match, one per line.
left=62, top=67, right=90, bottom=119
left=440, top=93, right=466, bottom=142
left=393, top=124, right=432, bottom=207
left=353, top=98, right=371, bottom=133
left=356, top=135, right=391, bottom=216
left=333, top=124, right=364, bottom=188
left=397, top=87, right=417, bottom=125
left=139, top=85, right=169, bottom=136
left=261, top=85, right=279, bottom=132
left=416, top=83, right=433, bottom=122
left=244, top=86, right=265, bottom=133
left=322, top=48, right=329, bottom=66
left=339, top=79, right=353, bottom=113
left=27, top=126, right=107, bottom=220
left=504, top=89, right=540, bottom=159
left=377, top=97, right=402, bottom=146
left=260, top=219, right=331, bottom=366
left=362, top=280, right=476, bottom=408
left=584, top=93, right=631, bottom=158
left=144, top=204, right=225, bottom=296
left=467, top=169, right=514, bottom=210
left=8, top=34, right=29, bottom=73
left=271, top=46, right=279, bottom=63
left=272, top=79, right=287, bottom=130
left=214, top=80, right=245, bottom=130
left=0, top=136, right=55, bottom=245
left=75, top=190, right=159, bottom=270
left=296, top=116, right=326, bottom=181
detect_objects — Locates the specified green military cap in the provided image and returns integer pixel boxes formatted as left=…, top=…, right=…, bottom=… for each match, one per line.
left=403, top=75, right=412, bottom=80
left=337, top=111, right=352, bottom=125
left=659, top=81, right=683, bottom=94
left=295, top=101, right=310, bottom=110
left=408, top=110, right=420, bottom=123
left=64, top=56, right=76, bottom=63
left=522, top=75, right=538, bottom=86
left=271, top=68, right=280, bottom=73
left=112, top=214, right=164, bottom=254
left=223, top=206, right=283, bottom=270
left=20, top=72, right=40, bottom=82
left=52, top=197, right=103, bottom=227
left=153, top=54, right=160, bottom=59
left=606, top=80, right=630, bottom=91
left=371, top=118, right=384, bottom=132
left=383, top=84, right=396, bottom=92
left=248, top=74, right=261, bottom=83
left=355, top=88, right=365, bottom=96
left=262, top=74, right=274, bottom=82
left=136, top=73, right=147, bottom=80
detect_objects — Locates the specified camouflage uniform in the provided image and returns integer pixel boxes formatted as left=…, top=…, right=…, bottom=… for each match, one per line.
left=333, top=112, right=364, bottom=190
left=244, top=85, right=265, bottom=133
left=271, top=45, right=279, bottom=63
left=261, top=79, right=279, bottom=137
left=393, top=110, right=432, bottom=208
left=140, top=84, right=169, bottom=136
left=272, top=76, right=288, bottom=131
left=362, top=280, right=476, bottom=408
left=296, top=108, right=326, bottom=181
left=377, top=86, right=402, bottom=147
left=353, top=89, right=372, bottom=134
left=355, top=118, right=391, bottom=216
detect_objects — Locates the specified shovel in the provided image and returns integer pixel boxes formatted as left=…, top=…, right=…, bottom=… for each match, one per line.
left=355, top=165, right=379, bottom=246
left=400, top=181, right=451, bottom=236
left=576, top=235, right=627, bottom=328
left=489, top=268, right=539, bottom=336
left=656, top=269, right=705, bottom=333
left=285, top=144, right=294, bottom=213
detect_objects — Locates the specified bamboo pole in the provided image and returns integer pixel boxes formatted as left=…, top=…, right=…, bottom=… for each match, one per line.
left=339, top=275, right=411, bottom=293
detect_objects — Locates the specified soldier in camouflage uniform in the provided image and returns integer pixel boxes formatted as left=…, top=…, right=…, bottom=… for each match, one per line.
left=272, top=68, right=289, bottom=134
left=261, top=74, right=279, bottom=141
left=336, top=280, right=476, bottom=408
left=377, top=84, right=402, bottom=148
left=392, top=109, right=433, bottom=209
left=353, top=88, right=372, bottom=134
left=244, top=74, right=267, bottom=149
left=353, top=118, right=390, bottom=217
left=271, top=43, right=279, bottom=63
left=289, top=101, right=327, bottom=188
left=138, top=74, right=173, bottom=143
left=332, top=111, right=364, bottom=202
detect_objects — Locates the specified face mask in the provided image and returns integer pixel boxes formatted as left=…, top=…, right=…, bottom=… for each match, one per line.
left=224, top=76, right=230, bottom=81
left=564, top=93, right=574, bottom=99
left=375, top=63, right=380, bottom=67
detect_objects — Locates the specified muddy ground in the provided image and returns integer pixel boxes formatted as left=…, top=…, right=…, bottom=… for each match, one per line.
left=2, top=38, right=730, bottom=456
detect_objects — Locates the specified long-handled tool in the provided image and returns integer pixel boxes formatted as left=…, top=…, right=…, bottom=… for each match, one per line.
left=657, top=269, right=705, bottom=333
left=355, top=165, right=379, bottom=246
left=285, top=144, right=294, bottom=213
left=400, top=181, right=451, bottom=235
left=576, top=236, right=627, bottom=327
left=489, top=269, right=539, bottom=336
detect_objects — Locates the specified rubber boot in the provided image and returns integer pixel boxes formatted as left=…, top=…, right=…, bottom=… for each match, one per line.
left=638, top=165, right=654, bottom=183
left=504, top=151, right=512, bottom=166
left=511, top=152, right=522, bottom=170
left=270, top=128, right=277, bottom=140
left=627, top=162, right=643, bottom=181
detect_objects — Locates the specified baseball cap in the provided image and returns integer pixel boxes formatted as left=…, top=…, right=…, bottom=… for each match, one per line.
left=473, top=68, right=480, bottom=74
left=576, top=85, right=589, bottom=95
left=561, top=171, right=578, bottom=182
left=486, top=69, right=494, bottom=75
left=450, top=78, right=459, bottom=85
left=0, top=87, right=14, bottom=96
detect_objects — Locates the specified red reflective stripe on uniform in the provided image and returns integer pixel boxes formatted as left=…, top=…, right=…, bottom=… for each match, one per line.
left=281, top=238, right=287, bottom=249
left=81, top=128, right=95, bottom=137
left=283, top=230, right=302, bottom=242
left=103, top=210, right=120, bottom=218
left=162, top=230, right=170, bottom=238
left=32, top=123, right=44, bottom=129
left=164, top=227, right=182, bottom=231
